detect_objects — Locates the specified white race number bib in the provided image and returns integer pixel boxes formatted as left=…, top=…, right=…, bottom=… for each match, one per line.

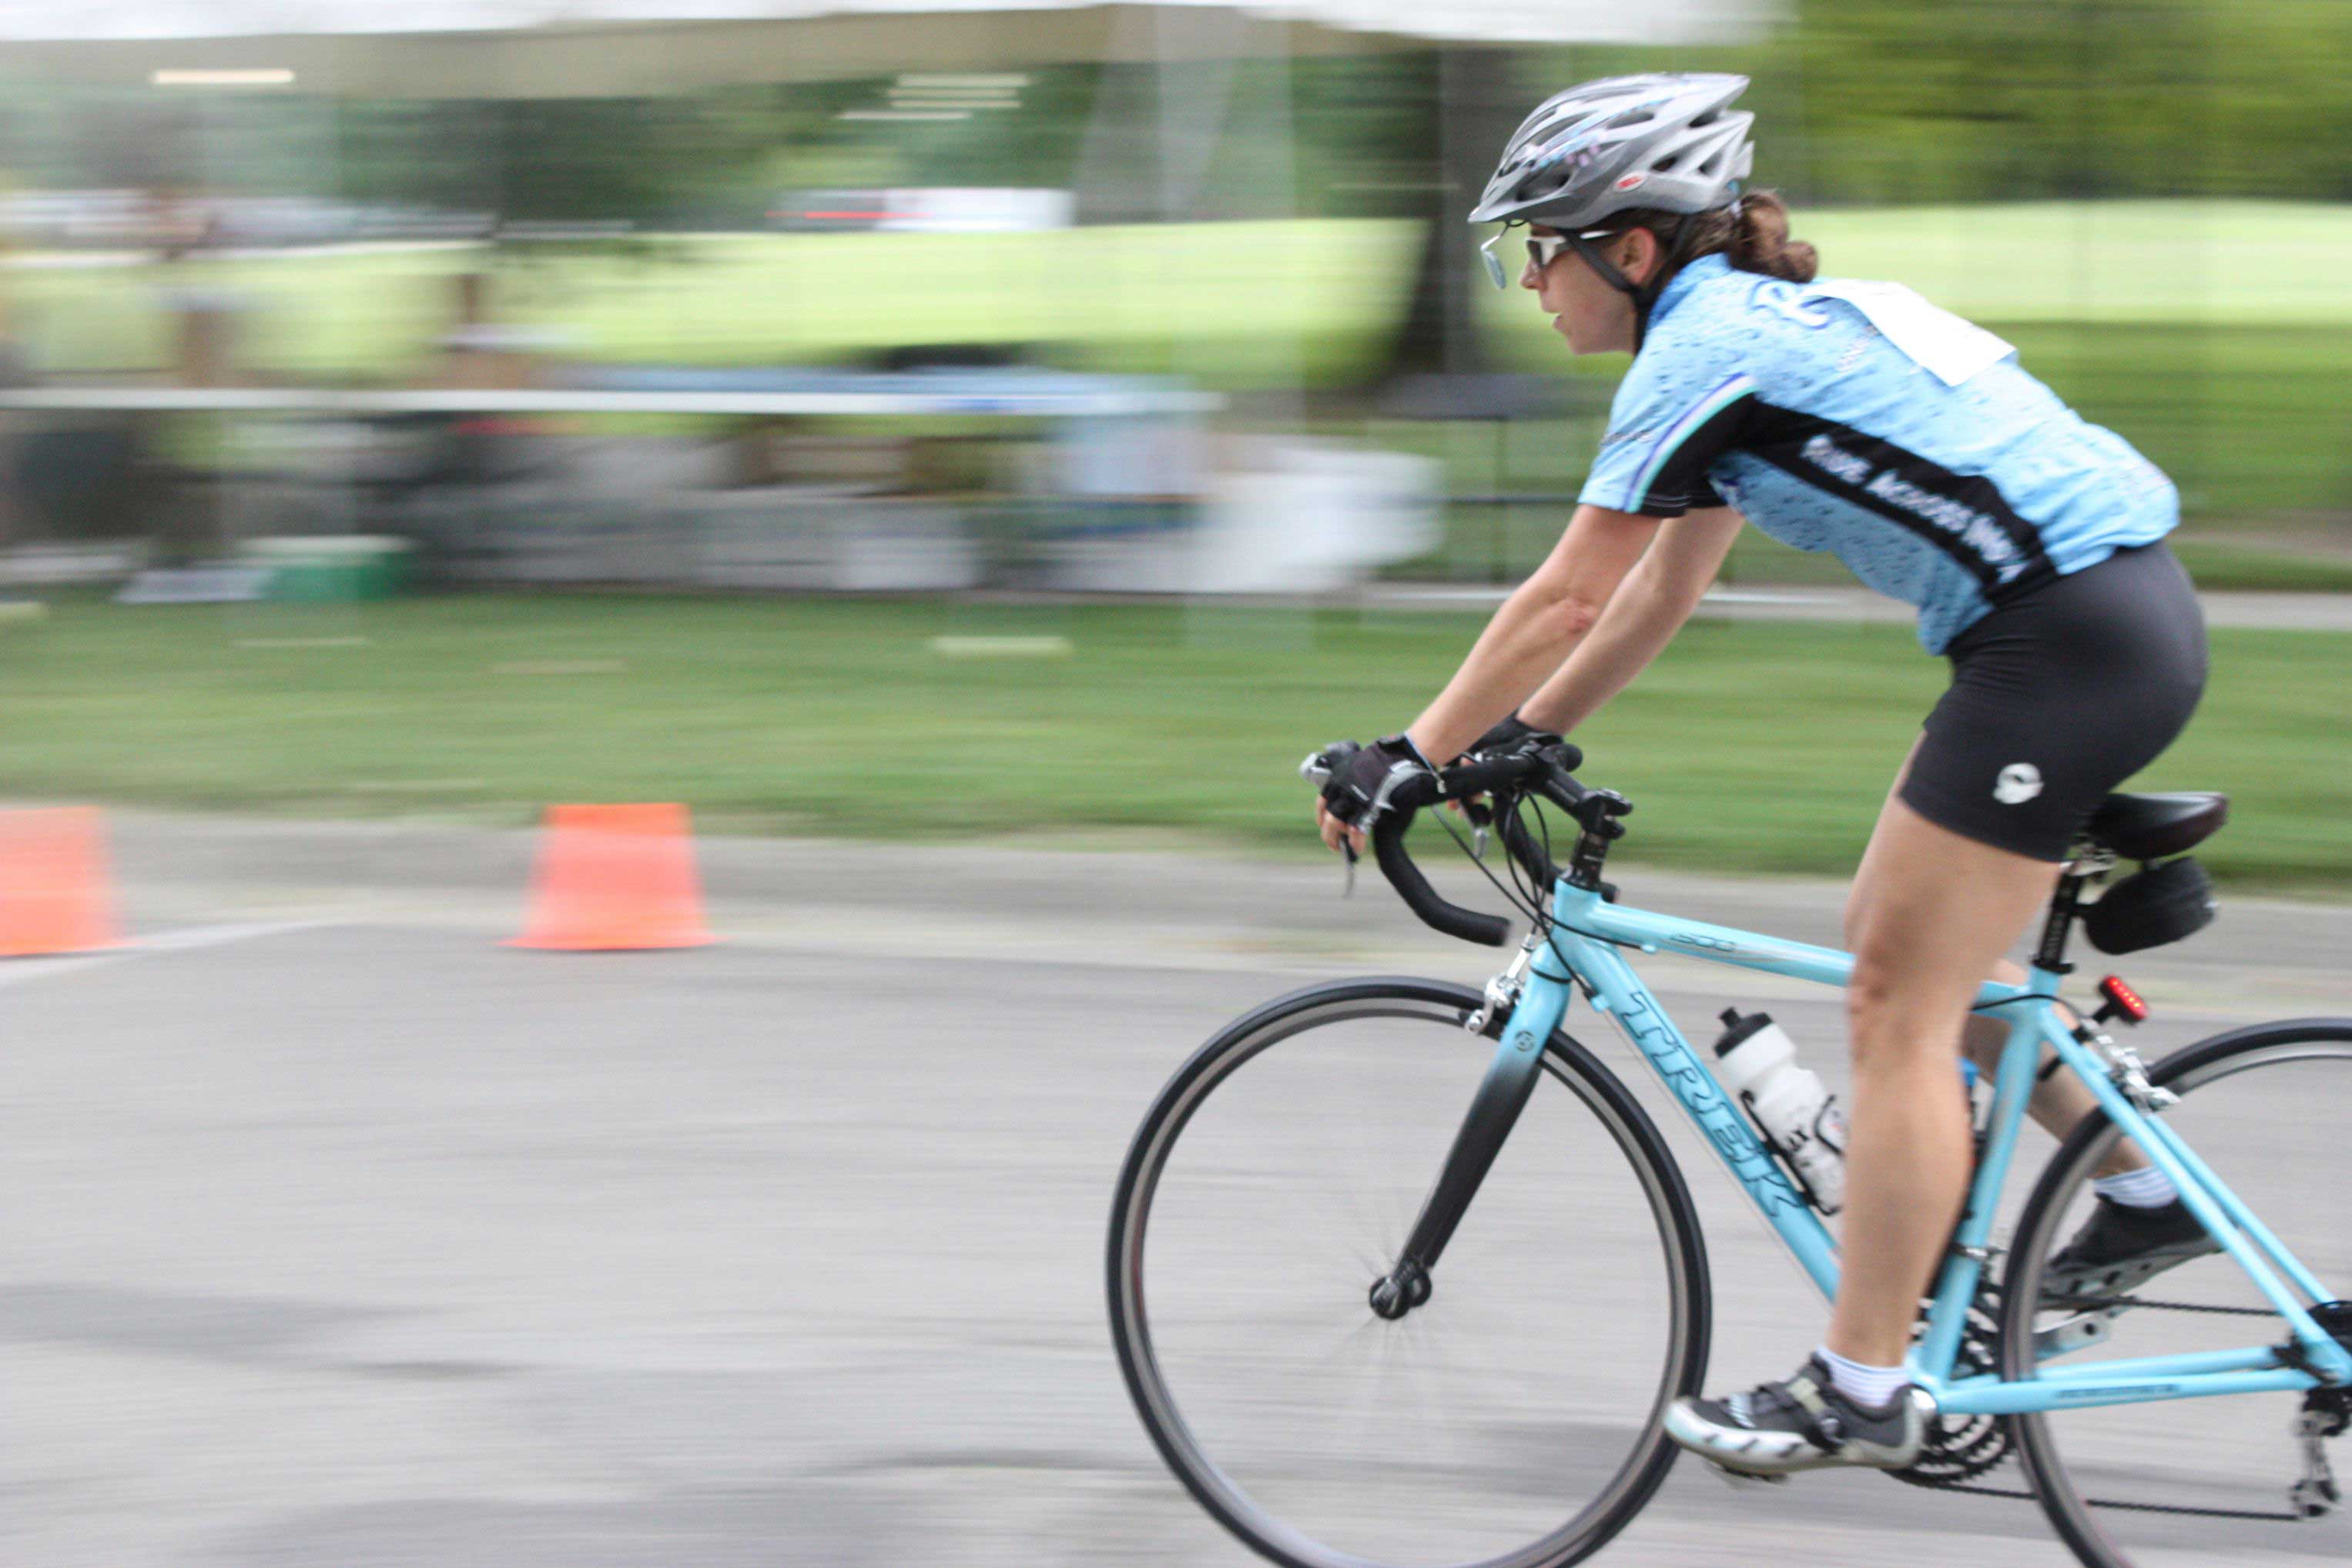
left=1800, top=280, right=2014, bottom=387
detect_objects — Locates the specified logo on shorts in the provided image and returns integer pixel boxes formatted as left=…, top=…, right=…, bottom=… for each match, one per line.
left=1994, top=763, right=2043, bottom=806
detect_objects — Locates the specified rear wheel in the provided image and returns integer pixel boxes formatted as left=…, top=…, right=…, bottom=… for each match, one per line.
left=1107, top=977, right=1710, bottom=1568
left=2002, top=1020, right=2352, bottom=1568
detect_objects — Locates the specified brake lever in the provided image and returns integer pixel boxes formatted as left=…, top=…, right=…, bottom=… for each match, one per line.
left=1302, top=746, right=1364, bottom=894
left=1462, top=796, right=1495, bottom=862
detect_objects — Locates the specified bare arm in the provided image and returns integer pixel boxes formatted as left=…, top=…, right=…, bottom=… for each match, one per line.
left=1399, top=504, right=1660, bottom=764
left=1519, top=506, right=1745, bottom=735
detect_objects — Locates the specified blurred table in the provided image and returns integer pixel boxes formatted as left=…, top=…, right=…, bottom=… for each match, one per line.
left=0, top=367, right=1226, bottom=595
left=0, top=367, right=1223, bottom=419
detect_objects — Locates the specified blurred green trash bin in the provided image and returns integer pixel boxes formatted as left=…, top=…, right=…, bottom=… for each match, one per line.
left=243, top=536, right=416, bottom=601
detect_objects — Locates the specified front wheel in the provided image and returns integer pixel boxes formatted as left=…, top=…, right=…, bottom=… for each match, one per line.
left=1107, top=977, right=1710, bottom=1568
left=2002, top=1019, right=2352, bottom=1568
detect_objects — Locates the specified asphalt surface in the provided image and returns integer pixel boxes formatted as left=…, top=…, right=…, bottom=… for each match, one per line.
left=3, top=815, right=2347, bottom=1567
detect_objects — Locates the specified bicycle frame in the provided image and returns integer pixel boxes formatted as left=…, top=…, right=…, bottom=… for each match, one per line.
left=1462, top=877, right=2352, bottom=1418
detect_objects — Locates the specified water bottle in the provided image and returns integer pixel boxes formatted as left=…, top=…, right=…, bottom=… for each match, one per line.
left=1711, top=1007, right=1848, bottom=1215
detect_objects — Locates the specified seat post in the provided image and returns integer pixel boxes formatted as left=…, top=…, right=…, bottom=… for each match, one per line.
left=2032, top=854, right=2109, bottom=975
left=2022, top=846, right=2116, bottom=968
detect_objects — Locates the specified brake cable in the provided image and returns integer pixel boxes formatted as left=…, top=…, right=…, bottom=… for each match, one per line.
left=1422, top=772, right=2335, bottom=1525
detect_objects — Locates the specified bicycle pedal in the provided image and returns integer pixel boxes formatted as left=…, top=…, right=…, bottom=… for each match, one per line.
left=1705, top=1462, right=1790, bottom=1490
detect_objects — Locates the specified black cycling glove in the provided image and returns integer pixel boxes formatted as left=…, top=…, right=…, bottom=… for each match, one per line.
left=1316, top=733, right=1436, bottom=831
left=1463, top=713, right=1560, bottom=761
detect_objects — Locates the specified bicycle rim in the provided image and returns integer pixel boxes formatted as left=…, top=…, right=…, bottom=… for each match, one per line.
left=2002, top=1021, right=2352, bottom=1568
left=1108, top=979, right=1708, bottom=1568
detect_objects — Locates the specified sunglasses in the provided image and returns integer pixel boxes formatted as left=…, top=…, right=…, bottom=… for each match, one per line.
left=1479, top=226, right=1627, bottom=290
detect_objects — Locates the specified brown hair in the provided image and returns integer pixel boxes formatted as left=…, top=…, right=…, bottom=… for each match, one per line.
left=1615, top=189, right=1818, bottom=286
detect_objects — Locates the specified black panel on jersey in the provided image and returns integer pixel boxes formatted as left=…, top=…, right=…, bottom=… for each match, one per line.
left=1741, top=406, right=2059, bottom=598
left=1622, top=390, right=1754, bottom=517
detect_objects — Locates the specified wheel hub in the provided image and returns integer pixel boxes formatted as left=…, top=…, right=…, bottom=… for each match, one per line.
left=1368, top=1261, right=1432, bottom=1322
left=2300, top=1301, right=2352, bottom=1401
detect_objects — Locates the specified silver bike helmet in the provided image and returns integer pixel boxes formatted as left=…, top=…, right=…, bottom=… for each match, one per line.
left=1470, top=73, right=1754, bottom=345
left=1471, top=73, right=1754, bottom=232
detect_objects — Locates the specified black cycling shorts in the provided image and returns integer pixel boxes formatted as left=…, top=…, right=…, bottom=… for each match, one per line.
left=1899, top=542, right=2206, bottom=863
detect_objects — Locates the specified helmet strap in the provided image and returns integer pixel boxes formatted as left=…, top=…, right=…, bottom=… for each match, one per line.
left=1569, top=216, right=1692, bottom=355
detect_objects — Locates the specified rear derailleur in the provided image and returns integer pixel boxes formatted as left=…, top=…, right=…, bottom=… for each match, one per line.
left=2293, top=1387, right=2348, bottom=1520
left=2290, top=1302, right=2352, bottom=1519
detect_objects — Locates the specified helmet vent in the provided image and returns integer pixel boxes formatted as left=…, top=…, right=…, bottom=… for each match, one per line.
left=1473, top=72, right=1753, bottom=230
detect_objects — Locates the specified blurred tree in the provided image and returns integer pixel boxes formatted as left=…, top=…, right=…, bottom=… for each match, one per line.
left=0, top=4, right=2343, bottom=217
left=1371, top=47, right=1503, bottom=381
left=1785, top=0, right=2351, bottom=203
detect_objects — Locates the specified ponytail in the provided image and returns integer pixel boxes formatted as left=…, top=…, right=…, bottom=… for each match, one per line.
left=1725, top=190, right=1818, bottom=283
left=1612, top=188, right=1819, bottom=286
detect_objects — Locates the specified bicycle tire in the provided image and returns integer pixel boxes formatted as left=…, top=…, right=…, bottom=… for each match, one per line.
left=1107, top=976, right=1711, bottom=1568
left=2002, top=1017, right=2352, bottom=1568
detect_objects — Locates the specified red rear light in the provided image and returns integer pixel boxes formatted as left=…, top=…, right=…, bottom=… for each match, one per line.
left=2098, top=975, right=2149, bottom=1023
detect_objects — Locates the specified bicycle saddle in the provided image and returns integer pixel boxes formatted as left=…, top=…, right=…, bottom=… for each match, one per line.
left=2082, top=791, right=2228, bottom=860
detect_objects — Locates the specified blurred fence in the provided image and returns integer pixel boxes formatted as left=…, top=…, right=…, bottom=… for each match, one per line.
left=0, top=2, right=2345, bottom=598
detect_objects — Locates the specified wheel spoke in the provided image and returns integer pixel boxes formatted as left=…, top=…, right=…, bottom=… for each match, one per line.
left=1109, top=982, right=1707, bottom=1568
left=2002, top=1023, right=2352, bottom=1568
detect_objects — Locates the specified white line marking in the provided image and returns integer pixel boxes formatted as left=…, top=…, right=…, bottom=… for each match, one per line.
left=0, top=921, right=329, bottom=989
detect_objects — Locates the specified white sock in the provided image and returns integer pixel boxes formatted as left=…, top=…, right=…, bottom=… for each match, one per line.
left=2095, top=1166, right=2179, bottom=1209
left=1816, top=1347, right=1909, bottom=1410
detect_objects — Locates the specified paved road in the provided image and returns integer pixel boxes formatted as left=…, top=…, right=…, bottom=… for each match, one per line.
left=4, top=816, right=2347, bottom=1567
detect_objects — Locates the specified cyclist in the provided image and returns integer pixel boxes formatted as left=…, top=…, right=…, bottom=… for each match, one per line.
left=1315, top=72, right=2211, bottom=1476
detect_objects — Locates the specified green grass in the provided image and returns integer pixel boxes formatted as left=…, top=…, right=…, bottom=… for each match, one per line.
left=2, top=593, right=2342, bottom=888
left=2166, top=540, right=2352, bottom=594
left=18, top=201, right=2348, bottom=377
left=15, top=198, right=2350, bottom=539
left=1475, top=202, right=2352, bottom=351
left=8, top=219, right=1426, bottom=388
left=1393, top=506, right=2352, bottom=593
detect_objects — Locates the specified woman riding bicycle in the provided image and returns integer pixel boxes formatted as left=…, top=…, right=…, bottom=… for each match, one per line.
left=1314, top=72, right=2211, bottom=1476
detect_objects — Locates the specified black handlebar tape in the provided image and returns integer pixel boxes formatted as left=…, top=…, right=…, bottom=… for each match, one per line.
left=1372, top=803, right=1513, bottom=947
left=1442, top=751, right=1542, bottom=801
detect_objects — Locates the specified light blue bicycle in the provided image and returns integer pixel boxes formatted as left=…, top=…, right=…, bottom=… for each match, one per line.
left=1108, top=735, right=2349, bottom=1568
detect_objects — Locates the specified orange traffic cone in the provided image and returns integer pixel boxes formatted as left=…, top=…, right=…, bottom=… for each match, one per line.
left=507, top=802, right=714, bottom=951
left=0, top=806, right=126, bottom=957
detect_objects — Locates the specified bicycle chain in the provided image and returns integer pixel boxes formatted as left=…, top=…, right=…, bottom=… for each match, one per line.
left=1926, top=1480, right=2307, bottom=1523
left=1893, top=1288, right=2318, bottom=1520
left=2044, top=1293, right=2279, bottom=1318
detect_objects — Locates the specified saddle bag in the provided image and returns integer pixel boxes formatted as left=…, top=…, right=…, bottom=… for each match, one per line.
left=2082, top=856, right=2216, bottom=955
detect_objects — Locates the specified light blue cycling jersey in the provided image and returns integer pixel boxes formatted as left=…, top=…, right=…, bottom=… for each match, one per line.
left=1578, top=253, right=2178, bottom=652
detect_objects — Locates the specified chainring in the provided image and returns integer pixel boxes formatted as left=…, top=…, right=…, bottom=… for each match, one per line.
left=1891, top=1290, right=2016, bottom=1489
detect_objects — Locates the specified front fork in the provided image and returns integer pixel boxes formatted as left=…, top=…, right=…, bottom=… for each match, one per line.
left=1372, top=943, right=1563, bottom=1318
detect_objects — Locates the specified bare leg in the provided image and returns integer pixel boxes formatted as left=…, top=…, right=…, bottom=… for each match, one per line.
left=1828, top=799, right=2064, bottom=1367
left=1867, top=738, right=2149, bottom=1184
left=1961, top=964, right=2152, bottom=1180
